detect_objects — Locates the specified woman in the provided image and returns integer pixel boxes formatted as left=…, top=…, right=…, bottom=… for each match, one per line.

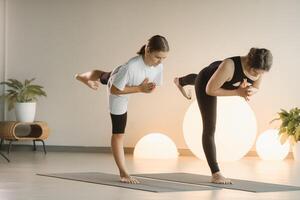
left=75, top=35, right=169, bottom=184
left=174, top=48, right=273, bottom=184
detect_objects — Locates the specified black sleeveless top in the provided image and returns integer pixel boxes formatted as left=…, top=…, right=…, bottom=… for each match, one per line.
left=202, top=56, right=254, bottom=90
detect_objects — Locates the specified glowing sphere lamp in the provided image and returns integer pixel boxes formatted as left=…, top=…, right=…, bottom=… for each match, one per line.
left=256, top=129, right=290, bottom=160
left=183, top=96, right=257, bottom=161
left=134, top=133, right=178, bottom=159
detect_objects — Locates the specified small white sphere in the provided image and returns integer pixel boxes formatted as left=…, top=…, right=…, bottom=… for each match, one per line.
left=134, top=133, right=178, bottom=159
left=256, top=129, right=290, bottom=160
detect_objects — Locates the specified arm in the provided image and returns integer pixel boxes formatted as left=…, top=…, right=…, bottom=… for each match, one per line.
left=110, top=78, right=156, bottom=95
left=110, top=85, right=141, bottom=95
left=206, top=59, right=238, bottom=96
left=206, top=59, right=251, bottom=100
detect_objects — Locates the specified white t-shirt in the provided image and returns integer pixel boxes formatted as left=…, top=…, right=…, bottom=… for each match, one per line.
left=107, top=55, right=163, bottom=115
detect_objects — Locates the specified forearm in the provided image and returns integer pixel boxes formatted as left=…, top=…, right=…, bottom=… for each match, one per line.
left=206, top=88, right=238, bottom=97
left=111, top=85, right=141, bottom=95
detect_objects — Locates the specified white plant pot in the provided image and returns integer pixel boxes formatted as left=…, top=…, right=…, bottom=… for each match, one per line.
left=292, top=142, right=300, bottom=161
left=15, top=102, right=36, bottom=122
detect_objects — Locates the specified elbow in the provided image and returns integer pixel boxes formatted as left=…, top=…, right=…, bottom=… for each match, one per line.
left=110, top=86, right=120, bottom=95
left=205, top=86, right=214, bottom=96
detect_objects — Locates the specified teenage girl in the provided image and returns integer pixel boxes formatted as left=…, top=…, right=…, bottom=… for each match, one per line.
left=75, top=35, right=169, bottom=184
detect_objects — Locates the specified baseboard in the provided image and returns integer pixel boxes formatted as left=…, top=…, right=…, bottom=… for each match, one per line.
left=0, top=144, right=112, bottom=153
left=0, top=144, right=293, bottom=159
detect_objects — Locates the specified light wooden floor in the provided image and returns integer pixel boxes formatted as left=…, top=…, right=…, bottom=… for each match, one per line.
left=0, top=151, right=299, bottom=200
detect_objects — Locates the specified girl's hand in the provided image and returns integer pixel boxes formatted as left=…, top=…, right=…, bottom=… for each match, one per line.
left=139, top=78, right=156, bottom=93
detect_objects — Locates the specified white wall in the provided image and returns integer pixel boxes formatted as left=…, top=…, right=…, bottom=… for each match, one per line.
left=4, top=0, right=300, bottom=149
left=0, top=0, right=5, bottom=121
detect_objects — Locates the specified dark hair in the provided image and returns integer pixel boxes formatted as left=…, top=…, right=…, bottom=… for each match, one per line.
left=137, top=35, right=169, bottom=55
left=247, top=48, right=273, bottom=71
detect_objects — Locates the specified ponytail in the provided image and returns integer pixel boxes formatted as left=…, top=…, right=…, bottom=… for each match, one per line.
left=137, top=35, right=169, bottom=55
left=137, top=45, right=146, bottom=55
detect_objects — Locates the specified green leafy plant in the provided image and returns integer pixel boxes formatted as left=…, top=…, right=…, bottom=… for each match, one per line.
left=271, top=107, right=300, bottom=144
left=0, top=78, right=47, bottom=111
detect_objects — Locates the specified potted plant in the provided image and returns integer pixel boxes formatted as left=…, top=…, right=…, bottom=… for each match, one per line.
left=272, top=107, right=300, bottom=160
left=0, top=78, right=47, bottom=122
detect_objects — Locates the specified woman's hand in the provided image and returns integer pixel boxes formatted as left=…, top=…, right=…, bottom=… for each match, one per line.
left=247, top=86, right=258, bottom=96
left=139, top=78, right=156, bottom=93
left=237, top=79, right=252, bottom=101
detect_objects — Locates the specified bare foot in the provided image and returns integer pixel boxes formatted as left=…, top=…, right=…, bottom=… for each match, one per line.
left=75, top=73, right=100, bottom=90
left=174, top=77, right=191, bottom=100
left=211, top=172, right=232, bottom=184
left=120, top=174, right=140, bottom=184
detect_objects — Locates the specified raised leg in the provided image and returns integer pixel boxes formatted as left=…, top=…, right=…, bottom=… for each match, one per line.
left=174, top=74, right=197, bottom=100
left=75, top=70, right=111, bottom=90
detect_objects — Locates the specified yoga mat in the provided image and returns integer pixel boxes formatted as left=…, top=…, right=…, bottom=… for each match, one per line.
left=133, top=173, right=300, bottom=193
left=37, top=172, right=219, bottom=193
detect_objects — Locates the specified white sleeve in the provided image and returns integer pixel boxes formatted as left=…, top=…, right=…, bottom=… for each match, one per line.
left=153, top=65, right=163, bottom=86
left=111, top=65, right=130, bottom=91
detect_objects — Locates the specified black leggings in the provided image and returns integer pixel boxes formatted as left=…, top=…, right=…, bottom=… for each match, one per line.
left=179, top=72, right=220, bottom=173
left=99, top=71, right=111, bottom=85
left=110, top=112, right=127, bottom=134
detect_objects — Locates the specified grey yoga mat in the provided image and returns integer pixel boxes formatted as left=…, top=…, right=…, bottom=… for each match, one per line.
left=37, top=172, right=219, bottom=193
left=133, top=172, right=300, bottom=193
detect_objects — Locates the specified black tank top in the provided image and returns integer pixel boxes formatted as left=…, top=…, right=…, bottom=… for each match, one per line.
left=202, top=56, right=254, bottom=90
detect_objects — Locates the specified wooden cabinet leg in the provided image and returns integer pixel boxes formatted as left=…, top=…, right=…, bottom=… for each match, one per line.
left=33, top=139, right=47, bottom=154
left=41, top=140, right=47, bottom=154
left=0, top=138, right=4, bottom=149
left=8, top=140, right=14, bottom=155
left=33, top=140, right=36, bottom=151
left=0, top=152, right=9, bottom=162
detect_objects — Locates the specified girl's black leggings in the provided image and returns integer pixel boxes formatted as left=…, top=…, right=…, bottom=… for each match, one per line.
left=179, top=72, right=220, bottom=174
left=99, top=71, right=111, bottom=85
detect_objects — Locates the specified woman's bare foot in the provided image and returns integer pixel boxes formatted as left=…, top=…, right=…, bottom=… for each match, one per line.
left=120, top=172, right=140, bottom=184
left=211, top=172, right=232, bottom=184
left=75, top=73, right=100, bottom=90
left=174, top=77, right=191, bottom=100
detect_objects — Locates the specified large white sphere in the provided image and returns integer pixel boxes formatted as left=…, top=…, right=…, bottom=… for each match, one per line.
left=183, top=96, right=257, bottom=161
left=134, top=133, right=179, bottom=159
left=256, top=129, right=290, bottom=160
